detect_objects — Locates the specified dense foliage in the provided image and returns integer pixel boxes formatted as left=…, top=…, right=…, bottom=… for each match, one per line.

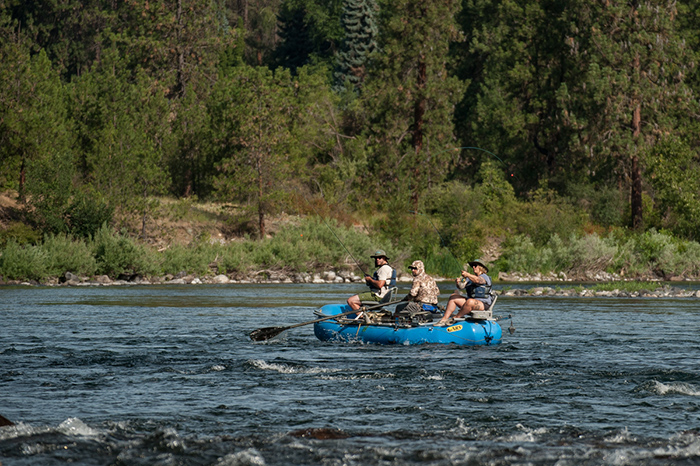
left=2, top=0, right=700, bottom=280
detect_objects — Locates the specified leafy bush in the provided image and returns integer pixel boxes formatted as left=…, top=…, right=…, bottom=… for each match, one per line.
left=160, top=241, right=221, bottom=276
left=41, top=234, right=97, bottom=277
left=475, top=160, right=519, bottom=220
left=218, top=242, right=252, bottom=274
left=23, top=151, right=76, bottom=235
left=65, top=194, right=114, bottom=239
left=420, top=245, right=463, bottom=278
left=645, top=137, right=700, bottom=240
left=566, top=234, right=618, bottom=274
left=421, top=181, right=483, bottom=239
left=0, top=222, right=41, bottom=246
left=659, top=240, right=700, bottom=277
left=497, top=235, right=554, bottom=273
left=512, top=187, right=586, bottom=246
left=631, top=229, right=676, bottom=267
left=0, top=240, right=48, bottom=280
left=92, top=226, right=155, bottom=277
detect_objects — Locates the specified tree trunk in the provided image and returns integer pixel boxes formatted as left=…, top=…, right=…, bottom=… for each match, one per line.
left=411, top=59, right=427, bottom=211
left=631, top=153, right=643, bottom=230
left=18, top=157, right=26, bottom=203
left=141, top=187, right=148, bottom=240
left=175, top=0, right=186, bottom=98
left=631, top=77, right=643, bottom=230
left=257, top=151, right=265, bottom=239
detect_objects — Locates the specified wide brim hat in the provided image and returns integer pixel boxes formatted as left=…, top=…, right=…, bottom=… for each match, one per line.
left=370, top=249, right=390, bottom=260
left=468, top=259, right=489, bottom=273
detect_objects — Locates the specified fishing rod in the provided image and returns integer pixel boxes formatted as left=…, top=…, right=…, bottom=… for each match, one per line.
left=408, top=210, right=456, bottom=259
left=305, top=198, right=370, bottom=277
left=408, top=210, right=464, bottom=274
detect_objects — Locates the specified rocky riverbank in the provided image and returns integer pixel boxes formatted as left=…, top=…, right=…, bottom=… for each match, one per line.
left=501, top=285, right=700, bottom=298
left=2, top=270, right=700, bottom=299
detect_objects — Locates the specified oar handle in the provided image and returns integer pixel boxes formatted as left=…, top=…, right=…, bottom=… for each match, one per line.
left=284, top=309, right=357, bottom=329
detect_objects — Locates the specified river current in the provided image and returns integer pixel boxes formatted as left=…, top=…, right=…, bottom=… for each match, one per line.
left=1, top=283, right=699, bottom=465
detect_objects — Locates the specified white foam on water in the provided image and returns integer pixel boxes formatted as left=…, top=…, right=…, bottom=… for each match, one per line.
left=651, top=380, right=700, bottom=396
left=58, top=418, right=99, bottom=437
left=211, top=365, right=226, bottom=371
left=248, top=359, right=341, bottom=374
left=216, top=448, right=266, bottom=465
left=319, top=371, right=396, bottom=381
left=0, top=422, right=48, bottom=441
left=503, top=423, right=549, bottom=443
left=603, top=447, right=652, bottom=465
left=656, top=432, right=700, bottom=458
left=604, top=427, right=636, bottom=444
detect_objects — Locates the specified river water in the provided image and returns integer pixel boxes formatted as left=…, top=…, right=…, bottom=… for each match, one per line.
left=1, top=283, right=699, bottom=465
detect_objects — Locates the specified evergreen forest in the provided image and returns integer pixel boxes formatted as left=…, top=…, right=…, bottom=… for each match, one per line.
left=2, top=0, right=700, bottom=282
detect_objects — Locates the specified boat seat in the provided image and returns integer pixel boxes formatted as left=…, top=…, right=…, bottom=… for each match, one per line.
left=488, top=292, right=497, bottom=311
left=361, top=286, right=397, bottom=306
left=472, top=292, right=497, bottom=320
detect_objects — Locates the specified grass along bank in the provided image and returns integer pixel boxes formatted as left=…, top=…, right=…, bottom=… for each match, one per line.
left=3, top=194, right=700, bottom=285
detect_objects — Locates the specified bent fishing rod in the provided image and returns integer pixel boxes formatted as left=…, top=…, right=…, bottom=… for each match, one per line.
left=408, top=210, right=460, bottom=262
left=304, top=198, right=370, bottom=277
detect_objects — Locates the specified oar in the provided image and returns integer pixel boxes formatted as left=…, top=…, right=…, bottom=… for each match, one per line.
left=249, top=300, right=402, bottom=342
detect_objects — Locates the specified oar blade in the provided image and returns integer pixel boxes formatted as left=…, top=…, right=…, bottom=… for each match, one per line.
left=249, top=326, right=286, bottom=342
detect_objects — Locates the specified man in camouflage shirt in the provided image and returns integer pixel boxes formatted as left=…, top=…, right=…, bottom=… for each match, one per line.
left=395, top=260, right=440, bottom=314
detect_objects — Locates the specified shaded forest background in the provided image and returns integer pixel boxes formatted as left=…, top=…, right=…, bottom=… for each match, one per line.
left=2, top=0, right=700, bottom=281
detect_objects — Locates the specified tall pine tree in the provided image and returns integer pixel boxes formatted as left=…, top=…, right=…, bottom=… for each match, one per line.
left=577, top=0, right=695, bottom=229
left=359, top=0, right=465, bottom=208
left=334, top=0, right=378, bottom=90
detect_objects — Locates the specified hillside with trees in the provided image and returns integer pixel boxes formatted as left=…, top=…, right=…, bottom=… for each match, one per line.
left=1, top=0, right=700, bottom=283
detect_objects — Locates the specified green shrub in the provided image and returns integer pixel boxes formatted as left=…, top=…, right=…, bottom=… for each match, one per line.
left=65, top=194, right=114, bottom=239
left=566, top=233, right=618, bottom=274
left=0, top=240, right=48, bottom=280
left=0, top=222, right=41, bottom=246
left=606, top=229, right=700, bottom=277
left=421, top=181, right=483, bottom=247
left=655, top=236, right=700, bottom=277
left=42, top=234, right=97, bottom=277
left=497, top=235, right=553, bottom=273
left=160, top=241, right=221, bottom=276
left=634, top=230, right=677, bottom=265
left=286, top=217, right=375, bottom=270
left=92, top=226, right=155, bottom=277
left=419, top=244, right=463, bottom=278
left=512, top=187, right=586, bottom=246
left=218, top=242, right=252, bottom=274
left=645, top=137, right=700, bottom=240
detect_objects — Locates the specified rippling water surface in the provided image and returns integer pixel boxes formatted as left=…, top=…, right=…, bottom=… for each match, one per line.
left=1, top=283, right=699, bottom=465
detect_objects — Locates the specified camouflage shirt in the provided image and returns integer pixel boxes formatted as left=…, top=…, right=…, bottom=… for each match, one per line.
left=406, top=260, right=440, bottom=304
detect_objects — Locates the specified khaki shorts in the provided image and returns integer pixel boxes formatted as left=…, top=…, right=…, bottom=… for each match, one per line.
left=357, top=291, right=381, bottom=303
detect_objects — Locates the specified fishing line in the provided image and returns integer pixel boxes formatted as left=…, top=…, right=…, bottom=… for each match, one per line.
left=408, top=211, right=453, bottom=256
left=408, top=210, right=462, bottom=269
left=304, top=198, right=369, bottom=277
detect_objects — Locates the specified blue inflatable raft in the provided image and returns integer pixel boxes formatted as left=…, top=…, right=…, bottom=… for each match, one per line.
left=313, top=303, right=502, bottom=346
